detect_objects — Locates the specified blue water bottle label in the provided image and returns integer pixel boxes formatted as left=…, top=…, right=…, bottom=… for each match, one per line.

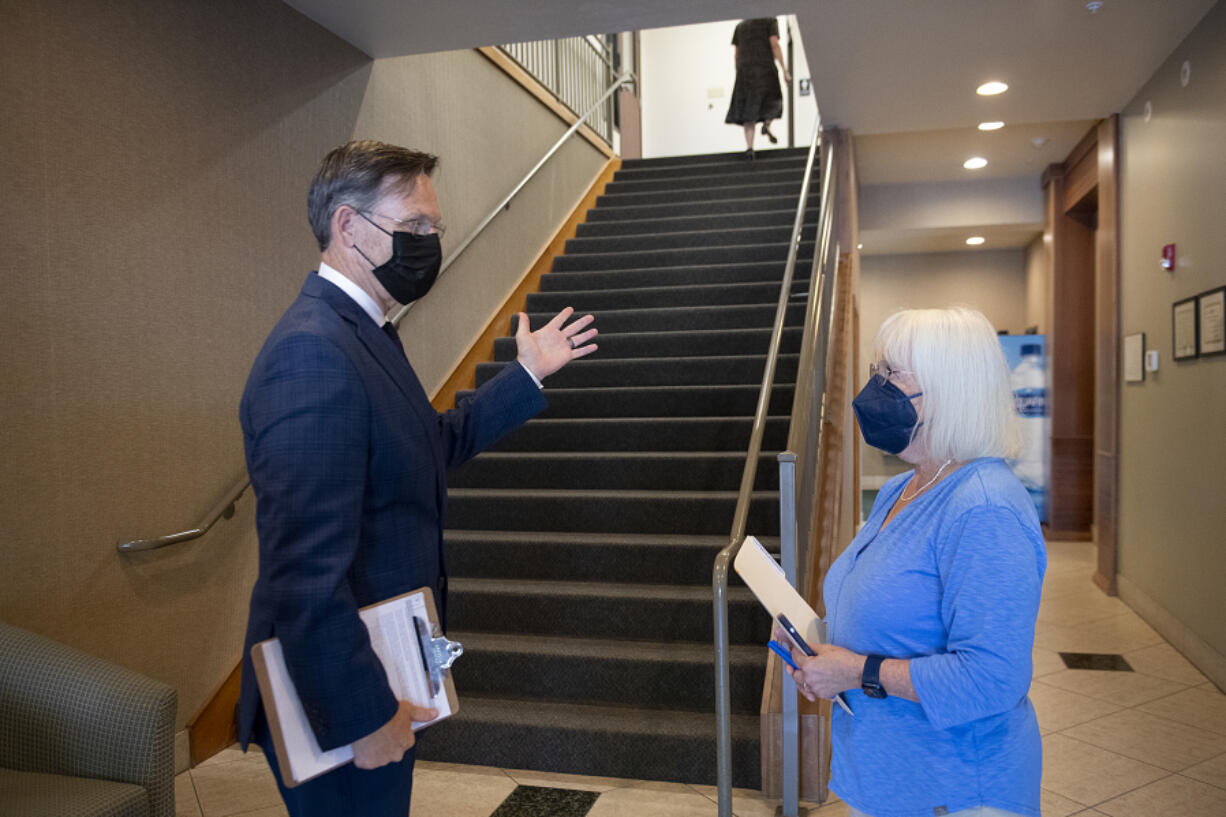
left=1014, top=387, right=1046, bottom=417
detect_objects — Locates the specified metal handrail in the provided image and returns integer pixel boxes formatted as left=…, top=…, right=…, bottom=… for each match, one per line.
left=116, top=71, right=634, bottom=554
left=711, top=116, right=824, bottom=816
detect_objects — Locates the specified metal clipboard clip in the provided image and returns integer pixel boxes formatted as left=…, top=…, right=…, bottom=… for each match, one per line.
left=413, top=616, right=463, bottom=697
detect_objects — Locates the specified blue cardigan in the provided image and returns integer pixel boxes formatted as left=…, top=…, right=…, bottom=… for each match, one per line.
left=824, top=458, right=1045, bottom=817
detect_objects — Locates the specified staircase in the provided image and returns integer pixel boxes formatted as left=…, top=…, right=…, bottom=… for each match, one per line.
left=416, top=147, right=819, bottom=788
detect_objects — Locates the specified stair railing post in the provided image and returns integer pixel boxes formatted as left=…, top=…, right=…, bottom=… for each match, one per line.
left=777, top=451, right=802, bottom=817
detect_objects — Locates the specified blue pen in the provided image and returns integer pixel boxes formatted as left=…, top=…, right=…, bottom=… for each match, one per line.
left=768, top=639, right=800, bottom=670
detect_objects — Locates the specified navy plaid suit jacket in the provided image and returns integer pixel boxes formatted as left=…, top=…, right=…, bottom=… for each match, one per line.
left=236, top=272, right=546, bottom=752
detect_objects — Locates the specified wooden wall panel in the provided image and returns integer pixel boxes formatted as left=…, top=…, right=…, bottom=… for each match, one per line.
left=1094, top=115, right=1121, bottom=591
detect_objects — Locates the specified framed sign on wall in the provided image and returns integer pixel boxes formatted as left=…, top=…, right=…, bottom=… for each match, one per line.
left=1173, top=296, right=1199, bottom=361
left=1197, top=286, right=1225, bottom=357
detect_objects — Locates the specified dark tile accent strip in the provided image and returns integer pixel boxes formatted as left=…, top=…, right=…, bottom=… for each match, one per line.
left=489, top=785, right=601, bottom=817
left=1058, top=652, right=1134, bottom=671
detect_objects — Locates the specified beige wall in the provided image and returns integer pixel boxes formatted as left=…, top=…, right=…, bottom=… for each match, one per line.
left=0, top=0, right=605, bottom=729
left=858, top=249, right=1029, bottom=481
left=1115, top=1, right=1226, bottom=676
left=1024, top=235, right=1048, bottom=334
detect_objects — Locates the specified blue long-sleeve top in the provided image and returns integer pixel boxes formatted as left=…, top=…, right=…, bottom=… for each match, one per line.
left=823, top=457, right=1046, bottom=817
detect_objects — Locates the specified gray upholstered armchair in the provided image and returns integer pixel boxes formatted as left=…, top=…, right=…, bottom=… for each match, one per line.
left=0, top=620, right=177, bottom=817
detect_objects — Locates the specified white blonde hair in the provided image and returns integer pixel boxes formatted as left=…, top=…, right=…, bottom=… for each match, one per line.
left=873, top=307, right=1021, bottom=461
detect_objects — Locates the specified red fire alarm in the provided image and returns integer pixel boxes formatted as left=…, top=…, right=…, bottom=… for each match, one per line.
left=1162, top=243, right=1176, bottom=271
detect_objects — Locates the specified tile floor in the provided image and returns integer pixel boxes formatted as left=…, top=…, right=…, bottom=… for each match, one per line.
left=176, top=541, right=1226, bottom=817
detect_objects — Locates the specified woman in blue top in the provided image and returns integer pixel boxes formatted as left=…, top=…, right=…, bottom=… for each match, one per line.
left=780, top=307, right=1045, bottom=817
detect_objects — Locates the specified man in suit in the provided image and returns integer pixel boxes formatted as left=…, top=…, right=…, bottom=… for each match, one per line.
left=236, top=140, right=597, bottom=815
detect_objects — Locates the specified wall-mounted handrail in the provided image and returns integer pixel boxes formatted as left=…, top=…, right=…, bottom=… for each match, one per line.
left=116, top=71, right=634, bottom=554
left=711, top=116, right=825, bottom=816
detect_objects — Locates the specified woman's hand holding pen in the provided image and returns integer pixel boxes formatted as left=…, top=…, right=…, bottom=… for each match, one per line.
left=773, top=625, right=864, bottom=702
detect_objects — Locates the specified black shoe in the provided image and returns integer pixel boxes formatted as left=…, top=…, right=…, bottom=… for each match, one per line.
left=761, top=123, right=778, bottom=144
left=741, top=148, right=755, bottom=160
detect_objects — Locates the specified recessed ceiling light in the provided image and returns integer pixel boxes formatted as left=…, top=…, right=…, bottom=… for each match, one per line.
left=977, top=81, right=1009, bottom=96
left=963, top=156, right=989, bottom=170
left=857, top=243, right=863, bottom=249
left=966, top=236, right=986, bottom=246
left=978, top=121, right=1005, bottom=131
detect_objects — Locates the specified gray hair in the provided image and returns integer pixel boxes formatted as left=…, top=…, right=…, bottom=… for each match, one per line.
left=874, top=306, right=1021, bottom=461
left=307, top=140, right=438, bottom=251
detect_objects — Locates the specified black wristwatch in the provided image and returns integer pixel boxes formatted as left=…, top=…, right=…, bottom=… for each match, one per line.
left=861, top=654, right=888, bottom=699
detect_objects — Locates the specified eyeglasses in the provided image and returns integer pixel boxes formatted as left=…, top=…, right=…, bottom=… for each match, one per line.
left=362, top=210, right=446, bottom=239
left=869, top=361, right=914, bottom=381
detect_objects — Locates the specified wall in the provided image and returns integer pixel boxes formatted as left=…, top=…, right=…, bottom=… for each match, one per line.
left=0, top=0, right=605, bottom=735
left=640, top=16, right=817, bottom=158
left=858, top=249, right=1029, bottom=481
left=1024, top=235, right=1048, bottom=334
left=1115, top=0, right=1226, bottom=683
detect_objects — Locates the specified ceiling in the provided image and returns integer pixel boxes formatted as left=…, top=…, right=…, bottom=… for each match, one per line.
left=283, top=0, right=1219, bottom=255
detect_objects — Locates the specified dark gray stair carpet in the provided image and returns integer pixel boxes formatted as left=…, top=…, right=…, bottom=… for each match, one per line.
left=420, top=146, right=818, bottom=788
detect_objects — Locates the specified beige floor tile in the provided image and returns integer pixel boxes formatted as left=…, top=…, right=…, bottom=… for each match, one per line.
left=1037, top=594, right=1131, bottom=629
left=1043, top=573, right=1099, bottom=601
left=1095, top=773, right=1226, bottom=817
left=585, top=783, right=719, bottom=816
left=410, top=766, right=518, bottom=817
left=1029, top=680, right=1123, bottom=733
left=687, top=783, right=844, bottom=817
left=1041, top=787, right=1086, bottom=817
left=1034, top=648, right=1069, bottom=678
left=1034, top=614, right=1163, bottom=655
left=1044, top=541, right=1097, bottom=571
left=1061, top=708, right=1226, bottom=772
left=1182, top=751, right=1226, bottom=791
left=1040, top=734, right=1167, bottom=806
left=190, top=756, right=283, bottom=817
left=1123, top=643, right=1210, bottom=687
left=176, top=772, right=203, bottom=817
left=502, top=767, right=630, bottom=792
left=1036, top=668, right=1188, bottom=707
left=1138, top=686, right=1226, bottom=736
left=413, top=760, right=512, bottom=779
left=198, top=743, right=262, bottom=769
left=228, top=808, right=288, bottom=817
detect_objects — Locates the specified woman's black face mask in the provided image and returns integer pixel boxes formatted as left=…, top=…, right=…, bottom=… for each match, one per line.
left=352, top=212, right=442, bottom=305
left=852, top=375, right=923, bottom=455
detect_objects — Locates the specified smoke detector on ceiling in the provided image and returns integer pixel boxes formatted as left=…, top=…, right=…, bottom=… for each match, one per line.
left=1086, top=1, right=1104, bottom=13
left=1032, top=137, right=1049, bottom=149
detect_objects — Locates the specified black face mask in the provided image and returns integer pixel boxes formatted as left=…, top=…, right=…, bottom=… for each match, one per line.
left=352, top=212, right=442, bottom=305
left=852, top=375, right=923, bottom=455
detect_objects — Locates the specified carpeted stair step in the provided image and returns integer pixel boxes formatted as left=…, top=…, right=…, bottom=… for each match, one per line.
left=597, top=182, right=812, bottom=208
left=612, top=156, right=807, bottom=182
left=551, top=242, right=813, bottom=272
left=477, top=354, right=798, bottom=389
left=621, top=146, right=807, bottom=168
left=446, top=578, right=771, bottom=644
left=518, top=303, right=805, bottom=334
left=414, top=696, right=762, bottom=788
left=563, top=224, right=818, bottom=255
left=537, top=260, right=807, bottom=291
left=444, top=488, right=780, bottom=536
left=603, top=168, right=812, bottom=195
left=456, top=384, right=796, bottom=419
left=524, top=279, right=807, bottom=313
left=449, top=451, right=781, bottom=491
left=444, top=531, right=779, bottom=586
left=450, top=632, right=766, bottom=714
left=494, top=327, right=802, bottom=361
left=585, top=193, right=818, bottom=222
left=576, top=208, right=814, bottom=237
left=489, top=416, right=789, bottom=452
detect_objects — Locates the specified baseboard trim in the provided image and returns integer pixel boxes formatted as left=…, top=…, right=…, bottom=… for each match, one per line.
left=1117, top=572, right=1226, bottom=692
left=430, top=157, right=620, bottom=411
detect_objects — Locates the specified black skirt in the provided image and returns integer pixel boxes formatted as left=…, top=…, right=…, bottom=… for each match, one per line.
left=725, top=62, right=783, bottom=125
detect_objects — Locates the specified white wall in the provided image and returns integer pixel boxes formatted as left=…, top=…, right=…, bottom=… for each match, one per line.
left=640, top=16, right=817, bottom=158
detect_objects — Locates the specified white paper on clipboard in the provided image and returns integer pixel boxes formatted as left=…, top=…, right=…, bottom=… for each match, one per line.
left=733, top=535, right=825, bottom=646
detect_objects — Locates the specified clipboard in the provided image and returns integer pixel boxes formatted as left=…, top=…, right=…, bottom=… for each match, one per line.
left=250, top=587, right=461, bottom=786
left=733, top=535, right=824, bottom=645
